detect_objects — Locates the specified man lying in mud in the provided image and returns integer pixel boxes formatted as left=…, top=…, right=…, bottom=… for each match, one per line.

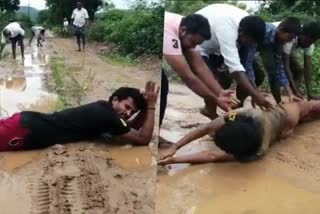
left=0, top=81, right=159, bottom=151
left=158, top=100, right=320, bottom=165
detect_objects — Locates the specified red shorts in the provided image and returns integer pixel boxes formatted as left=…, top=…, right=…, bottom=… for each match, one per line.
left=0, top=113, right=30, bottom=151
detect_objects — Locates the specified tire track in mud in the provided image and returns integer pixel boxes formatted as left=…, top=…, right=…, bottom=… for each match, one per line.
left=27, top=147, right=110, bottom=214
left=76, top=154, right=110, bottom=213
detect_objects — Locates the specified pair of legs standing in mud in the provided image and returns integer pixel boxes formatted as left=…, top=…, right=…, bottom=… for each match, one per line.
left=10, top=35, right=25, bottom=59
left=74, top=26, right=86, bottom=51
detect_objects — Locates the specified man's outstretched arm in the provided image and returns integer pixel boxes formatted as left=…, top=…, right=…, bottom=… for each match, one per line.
left=159, top=116, right=226, bottom=160
left=119, top=81, right=159, bottom=145
left=158, top=150, right=234, bottom=165
left=183, top=50, right=223, bottom=95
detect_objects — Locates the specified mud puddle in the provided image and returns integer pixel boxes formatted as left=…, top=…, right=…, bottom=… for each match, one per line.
left=0, top=48, right=57, bottom=116
left=156, top=83, right=320, bottom=214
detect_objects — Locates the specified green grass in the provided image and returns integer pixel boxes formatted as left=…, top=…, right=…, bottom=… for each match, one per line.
left=99, top=53, right=137, bottom=67
left=54, top=96, right=69, bottom=111
left=49, top=57, right=65, bottom=89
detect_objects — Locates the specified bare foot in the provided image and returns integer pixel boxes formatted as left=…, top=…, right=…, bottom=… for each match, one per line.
left=200, top=107, right=218, bottom=120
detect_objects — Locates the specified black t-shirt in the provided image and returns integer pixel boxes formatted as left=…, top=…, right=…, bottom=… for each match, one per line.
left=20, top=100, right=130, bottom=149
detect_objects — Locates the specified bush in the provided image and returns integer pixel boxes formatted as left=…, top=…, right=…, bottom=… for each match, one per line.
left=87, top=4, right=164, bottom=57
left=52, top=26, right=74, bottom=37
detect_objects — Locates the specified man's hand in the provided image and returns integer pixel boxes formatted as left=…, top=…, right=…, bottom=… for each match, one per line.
left=253, top=94, right=275, bottom=110
left=158, top=156, right=175, bottom=165
left=159, top=144, right=178, bottom=161
left=288, top=94, right=303, bottom=102
left=143, top=81, right=160, bottom=108
left=217, top=89, right=239, bottom=112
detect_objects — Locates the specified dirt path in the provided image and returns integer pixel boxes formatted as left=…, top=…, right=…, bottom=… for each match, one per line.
left=0, top=37, right=160, bottom=214
left=156, top=83, right=320, bottom=214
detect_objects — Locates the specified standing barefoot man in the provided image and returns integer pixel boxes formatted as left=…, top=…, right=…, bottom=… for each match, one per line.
left=71, top=1, right=89, bottom=51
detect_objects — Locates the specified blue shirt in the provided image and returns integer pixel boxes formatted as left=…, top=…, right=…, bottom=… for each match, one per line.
left=244, top=23, right=289, bottom=87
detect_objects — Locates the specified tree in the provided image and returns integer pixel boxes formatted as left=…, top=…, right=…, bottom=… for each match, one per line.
left=259, top=0, right=320, bottom=16
left=165, top=0, right=248, bottom=15
left=37, top=9, right=49, bottom=25
left=0, top=0, right=20, bottom=12
left=46, top=0, right=103, bottom=25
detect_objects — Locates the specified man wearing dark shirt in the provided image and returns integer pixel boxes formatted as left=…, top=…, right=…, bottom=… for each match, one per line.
left=0, top=81, right=159, bottom=151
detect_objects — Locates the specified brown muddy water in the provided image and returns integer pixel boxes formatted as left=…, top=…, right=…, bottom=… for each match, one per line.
left=0, top=48, right=57, bottom=116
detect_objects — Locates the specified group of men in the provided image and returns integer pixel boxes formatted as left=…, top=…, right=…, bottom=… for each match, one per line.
left=0, top=2, right=320, bottom=165
left=159, top=3, right=320, bottom=165
left=0, top=2, right=89, bottom=59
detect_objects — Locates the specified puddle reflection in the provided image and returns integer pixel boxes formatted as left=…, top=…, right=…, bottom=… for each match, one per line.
left=0, top=52, right=57, bottom=116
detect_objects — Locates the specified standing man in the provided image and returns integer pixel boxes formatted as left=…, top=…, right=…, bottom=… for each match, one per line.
left=195, top=4, right=274, bottom=116
left=71, top=2, right=89, bottom=51
left=0, top=22, right=25, bottom=59
left=161, top=11, right=238, bottom=126
left=281, top=19, right=320, bottom=100
left=29, top=26, right=46, bottom=47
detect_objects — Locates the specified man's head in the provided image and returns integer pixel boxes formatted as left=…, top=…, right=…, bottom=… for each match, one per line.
left=276, top=17, right=301, bottom=44
left=179, top=14, right=211, bottom=49
left=39, top=29, right=45, bottom=40
left=238, top=15, right=266, bottom=46
left=3, top=29, right=11, bottom=38
left=299, top=19, right=320, bottom=48
left=40, top=29, right=45, bottom=35
left=108, top=87, right=147, bottom=120
left=76, top=1, right=82, bottom=10
left=214, top=113, right=263, bottom=162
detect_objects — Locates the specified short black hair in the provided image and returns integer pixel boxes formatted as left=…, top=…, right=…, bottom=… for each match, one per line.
left=180, top=14, right=211, bottom=40
left=239, top=15, right=266, bottom=45
left=214, top=114, right=263, bottom=162
left=3, top=29, right=11, bottom=37
left=278, top=17, right=301, bottom=35
left=40, top=29, right=45, bottom=34
left=301, top=19, right=320, bottom=40
left=108, top=87, right=147, bottom=110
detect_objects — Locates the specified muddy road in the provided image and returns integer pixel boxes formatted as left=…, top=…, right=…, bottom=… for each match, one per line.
left=0, top=37, right=160, bottom=214
left=156, top=83, right=320, bottom=214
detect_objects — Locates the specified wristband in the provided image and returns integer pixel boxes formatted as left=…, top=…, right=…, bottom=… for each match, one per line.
left=147, top=107, right=156, bottom=110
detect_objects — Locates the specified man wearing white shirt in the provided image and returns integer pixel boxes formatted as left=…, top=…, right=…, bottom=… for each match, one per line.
left=196, top=4, right=274, bottom=115
left=0, top=22, right=25, bottom=59
left=71, top=2, right=89, bottom=51
left=281, top=19, right=320, bottom=100
left=29, top=26, right=45, bottom=47
left=63, top=18, right=69, bottom=36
